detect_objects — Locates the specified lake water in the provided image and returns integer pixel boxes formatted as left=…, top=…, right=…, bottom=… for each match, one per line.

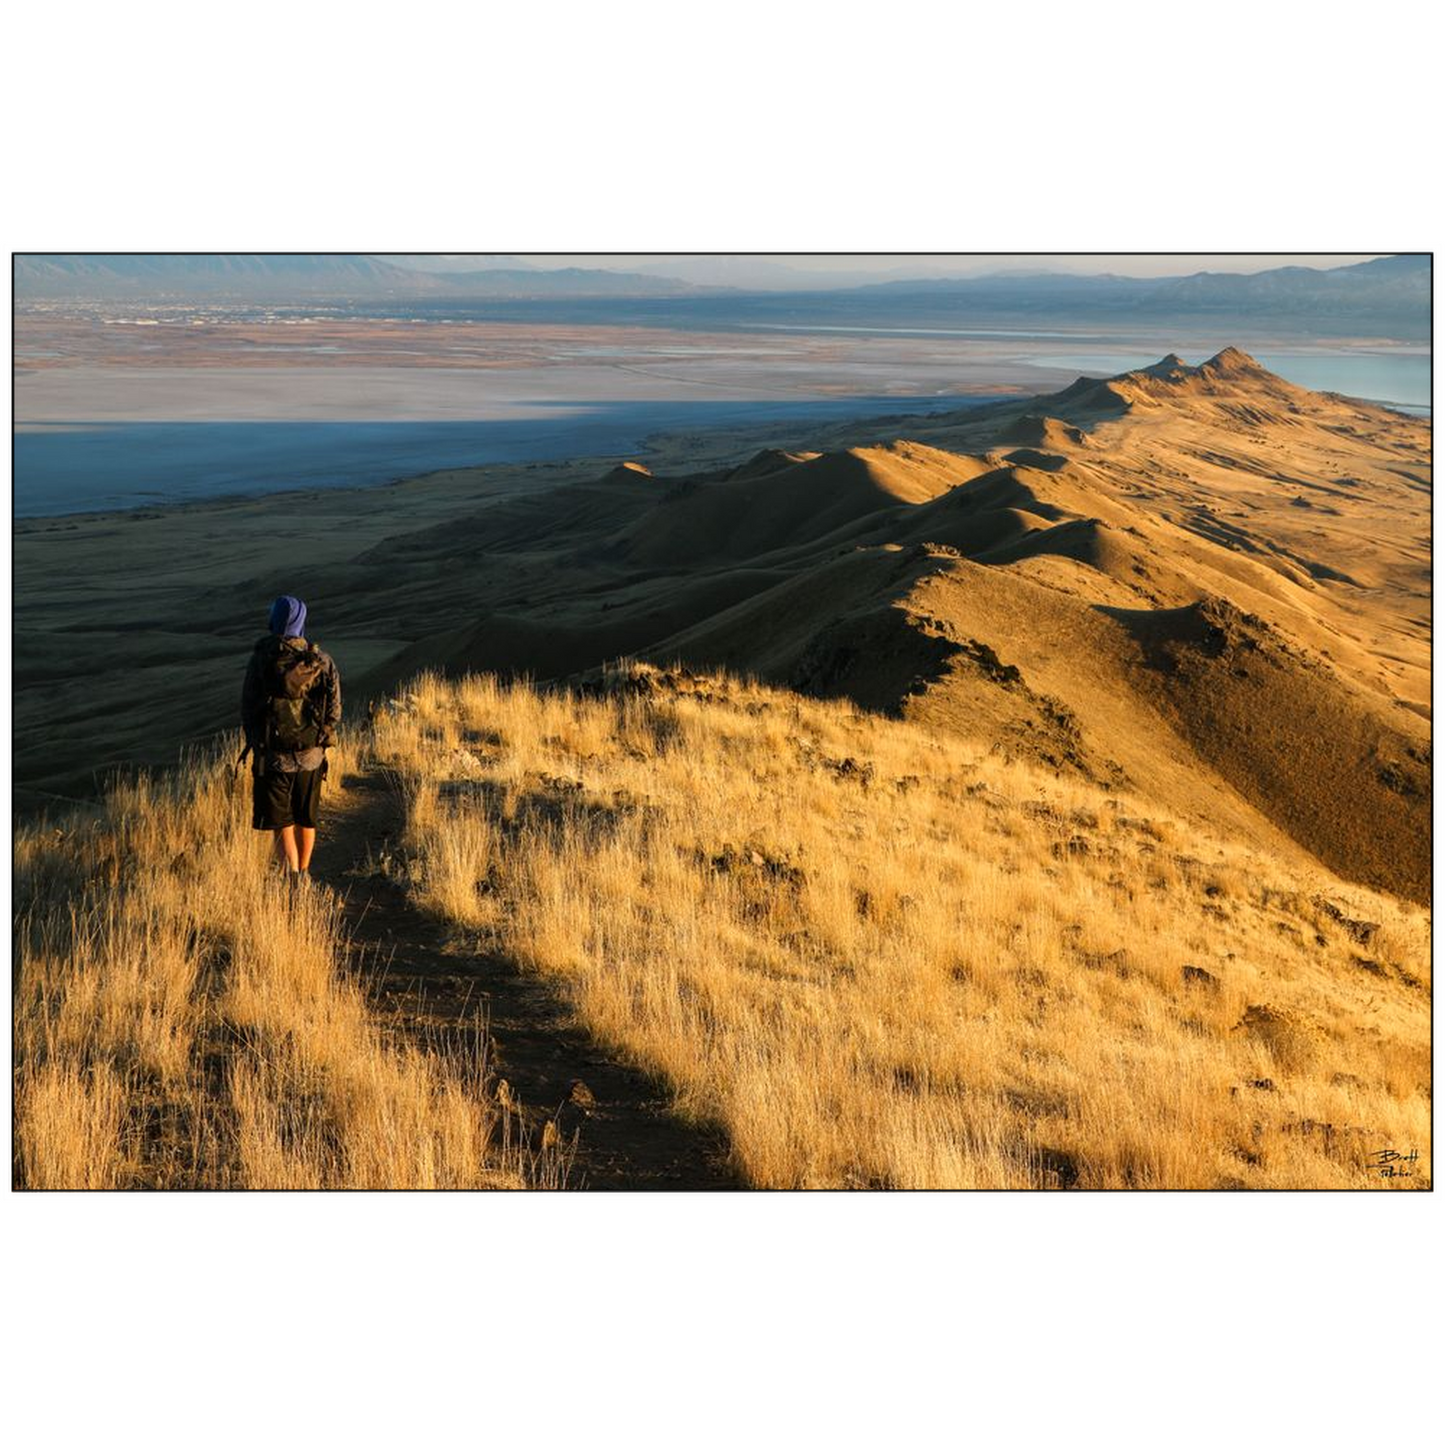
left=12, top=394, right=999, bottom=519
left=13, top=338, right=1429, bottom=518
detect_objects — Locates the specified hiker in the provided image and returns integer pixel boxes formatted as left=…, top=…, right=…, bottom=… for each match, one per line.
left=240, top=594, right=342, bottom=882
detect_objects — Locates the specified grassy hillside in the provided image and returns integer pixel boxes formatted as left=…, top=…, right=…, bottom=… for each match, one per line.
left=367, top=666, right=1430, bottom=1190
left=13, top=741, right=548, bottom=1190
left=14, top=663, right=1430, bottom=1189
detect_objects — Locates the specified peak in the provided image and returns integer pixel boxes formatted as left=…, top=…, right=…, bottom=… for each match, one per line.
left=1136, top=354, right=1193, bottom=379
left=999, top=413, right=1089, bottom=448
left=1201, top=347, right=1263, bottom=373
left=726, top=448, right=810, bottom=482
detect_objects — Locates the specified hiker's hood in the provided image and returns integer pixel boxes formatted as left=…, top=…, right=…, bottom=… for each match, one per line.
left=268, top=595, right=308, bottom=639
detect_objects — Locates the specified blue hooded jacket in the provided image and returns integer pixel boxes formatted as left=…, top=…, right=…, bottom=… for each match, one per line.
left=268, top=595, right=308, bottom=639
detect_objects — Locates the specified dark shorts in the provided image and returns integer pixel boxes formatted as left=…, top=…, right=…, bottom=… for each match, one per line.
left=252, top=767, right=324, bottom=831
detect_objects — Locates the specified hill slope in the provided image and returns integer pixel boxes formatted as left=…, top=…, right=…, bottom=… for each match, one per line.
left=14, top=350, right=1429, bottom=900
left=366, top=667, right=1430, bottom=1188
left=16, top=667, right=1430, bottom=1189
left=323, top=351, right=1430, bottom=902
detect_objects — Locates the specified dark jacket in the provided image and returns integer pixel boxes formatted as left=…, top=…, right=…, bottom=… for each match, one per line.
left=241, top=635, right=342, bottom=774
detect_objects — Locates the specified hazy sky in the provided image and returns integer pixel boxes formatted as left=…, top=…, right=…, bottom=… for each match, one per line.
left=382, top=253, right=1389, bottom=290
left=516, top=254, right=1385, bottom=275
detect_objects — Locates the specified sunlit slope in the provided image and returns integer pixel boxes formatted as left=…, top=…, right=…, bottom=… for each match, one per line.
left=12, top=744, right=531, bottom=1190
left=13, top=349, right=1425, bottom=916
left=638, top=470, right=1429, bottom=899
left=371, top=667, right=1431, bottom=1190
left=335, top=351, right=1429, bottom=903
left=614, top=443, right=996, bottom=565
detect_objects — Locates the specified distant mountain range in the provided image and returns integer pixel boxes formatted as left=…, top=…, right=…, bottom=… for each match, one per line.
left=847, top=254, right=1429, bottom=320
left=12, top=253, right=1429, bottom=336
left=12, top=253, right=712, bottom=300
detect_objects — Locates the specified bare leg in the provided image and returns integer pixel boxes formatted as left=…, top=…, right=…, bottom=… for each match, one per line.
left=296, top=827, right=317, bottom=872
left=273, top=826, right=301, bottom=872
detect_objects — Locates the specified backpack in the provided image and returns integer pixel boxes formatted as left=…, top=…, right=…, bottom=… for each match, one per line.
left=259, top=637, right=327, bottom=751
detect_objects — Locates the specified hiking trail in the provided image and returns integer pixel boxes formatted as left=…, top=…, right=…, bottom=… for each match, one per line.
left=310, top=768, right=738, bottom=1190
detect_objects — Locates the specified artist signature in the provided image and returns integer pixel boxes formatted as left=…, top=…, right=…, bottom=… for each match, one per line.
left=1367, top=1148, right=1419, bottom=1178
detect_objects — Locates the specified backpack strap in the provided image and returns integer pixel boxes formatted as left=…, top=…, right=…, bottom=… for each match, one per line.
left=250, top=635, right=284, bottom=762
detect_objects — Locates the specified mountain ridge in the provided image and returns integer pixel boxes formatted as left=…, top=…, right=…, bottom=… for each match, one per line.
left=11, top=351, right=1430, bottom=905
left=12, top=253, right=719, bottom=300
left=341, top=351, right=1430, bottom=902
left=13, top=255, right=1428, bottom=325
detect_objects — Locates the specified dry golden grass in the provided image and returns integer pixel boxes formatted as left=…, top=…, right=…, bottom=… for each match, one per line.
left=371, top=666, right=1431, bottom=1189
left=13, top=740, right=531, bottom=1190
left=15, top=664, right=1430, bottom=1191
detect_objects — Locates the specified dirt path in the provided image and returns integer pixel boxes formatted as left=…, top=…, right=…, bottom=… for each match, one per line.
left=310, top=768, right=739, bottom=1190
